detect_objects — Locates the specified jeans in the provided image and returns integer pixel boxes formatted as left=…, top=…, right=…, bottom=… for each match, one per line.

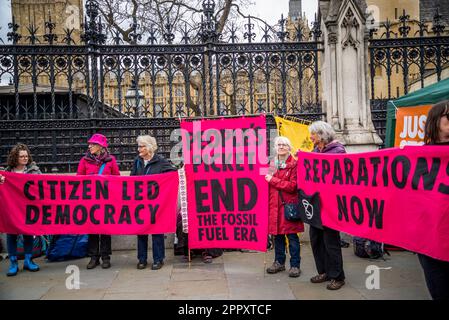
left=7, top=234, right=33, bottom=256
left=137, top=234, right=165, bottom=263
left=274, top=233, right=301, bottom=268
left=418, top=253, right=449, bottom=300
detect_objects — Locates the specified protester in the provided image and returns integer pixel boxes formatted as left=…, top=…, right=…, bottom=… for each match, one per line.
left=0, top=143, right=41, bottom=276
left=265, top=136, right=304, bottom=278
left=131, top=135, right=176, bottom=270
left=77, top=133, right=120, bottom=269
left=418, top=100, right=449, bottom=300
left=307, top=121, right=346, bottom=290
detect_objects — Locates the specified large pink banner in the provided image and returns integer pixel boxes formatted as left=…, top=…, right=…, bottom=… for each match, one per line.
left=297, top=146, right=449, bottom=262
left=0, top=171, right=179, bottom=235
left=181, top=116, right=269, bottom=251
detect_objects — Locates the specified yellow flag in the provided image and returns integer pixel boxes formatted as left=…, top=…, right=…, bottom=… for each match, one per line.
left=274, top=116, right=314, bottom=153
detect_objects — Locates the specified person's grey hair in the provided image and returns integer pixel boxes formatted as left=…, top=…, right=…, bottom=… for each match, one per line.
left=309, top=121, right=336, bottom=145
left=137, top=135, right=158, bottom=153
left=273, top=136, right=293, bottom=154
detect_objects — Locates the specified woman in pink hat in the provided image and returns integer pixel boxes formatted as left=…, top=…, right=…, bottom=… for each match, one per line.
left=77, top=133, right=120, bottom=269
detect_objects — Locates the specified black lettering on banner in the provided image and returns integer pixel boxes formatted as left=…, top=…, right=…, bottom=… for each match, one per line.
left=122, top=181, right=131, bottom=200
left=60, top=181, right=67, bottom=200
left=25, top=205, right=40, bottom=224
left=24, top=181, right=35, bottom=200
left=382, top=156, right=389, bottom=187
left=337, top=195, right=349, bottom=222
left=237, top=178, right=257, bottom=211
left=147, top=181, right=159, bottom=199
left=412, top=158, right=440, bottom=190
left=135, top=181, right=143, bottom=200
left=119, top=206, right=132, bottom=224
left=438, top=162, right=449, bottom=195
left=73, top=205, right=88, bottom=225
left=195, top=180, right=210, bottom=212
left=69, top=181, right=80, bottom=200
left=211, top=179, right=234, bottom=212
left=42, top=205, right=52, bottom=225
left=82, top=180, right=92, bottom=200
left=356, top=158, right=369, bottom=186
left=47, top=181, right=58, bottom=200
left=332, top=160, right=343, bottom=184
left=322, top=159, right=331, bottom=184
left=135, top=204, right=145, bottom=224
left=370, top=157, right=381, bottom=187
left=313, top=159, right=320, bottom=183
left=365, top=198, right=384, bottom=229
left=55, top=205, right=70, bottom=224
left=38, top=180, right=44, bottom=199
left=391, top=156, right=411, bottom=189
left=90, top=205, right=101, bottom=225
left=344, top=158, right=355, bottom=185
left=304, top=159, right=312, bottom=181
left=104, top=205, right=116, bottom=224
left=350, top=196, right=364, bottom=225
left=149, top=204, right=159, bottom=224
left=96, top=181, right=109, bottom=200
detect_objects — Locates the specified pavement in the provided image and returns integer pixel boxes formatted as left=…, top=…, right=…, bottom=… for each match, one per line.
left=0, top=242, right=430, bottom=300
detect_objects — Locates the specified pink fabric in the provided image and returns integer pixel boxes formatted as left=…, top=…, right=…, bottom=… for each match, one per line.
left=268, top=155, right=304, bottom=235
left=0, top=171, right=179, bottom=235
left=88, top=133, right=108, bottom=148
left=77, top=155, right=120, bottom=176
left=297, top=146, right=449, bottom=262
left=181, top=116, right=269, bottom=252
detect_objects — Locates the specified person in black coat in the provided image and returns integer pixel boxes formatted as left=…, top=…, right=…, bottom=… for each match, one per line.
left=419, top=100, right=449, bottom=300
left=131, top=135, right=176, bottom=270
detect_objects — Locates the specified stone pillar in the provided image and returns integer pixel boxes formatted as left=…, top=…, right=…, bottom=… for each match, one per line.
left=320, top=0, right=383, bottom=152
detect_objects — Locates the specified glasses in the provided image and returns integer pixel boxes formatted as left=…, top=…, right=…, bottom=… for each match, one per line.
left=137, top=145, right=147, bottom=149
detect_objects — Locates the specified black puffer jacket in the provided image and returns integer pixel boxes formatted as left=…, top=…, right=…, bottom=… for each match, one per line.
left=130, top=154, right=176, bottom=176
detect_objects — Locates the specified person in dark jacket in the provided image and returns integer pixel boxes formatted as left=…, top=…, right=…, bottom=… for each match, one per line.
left=418, top=100, right=449, bottom=300
left=77, top=133, right=120, bottom=270
left=131, top=135, right=176, bottom=270
left=0, top=143, right=41, bottom=276
left=307, top=121, right=346, bottom=290
left=265, top=136, right=304, bottom=278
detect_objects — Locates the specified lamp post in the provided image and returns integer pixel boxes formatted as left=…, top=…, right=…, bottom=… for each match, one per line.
left=125, top=79, right=144, bottom=117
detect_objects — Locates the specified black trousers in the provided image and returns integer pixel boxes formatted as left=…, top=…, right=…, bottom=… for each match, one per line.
left=87, top=234, right=111, bottom=259
left=418, top=253, right=449, bottom=300
left=309, top=225, right=345, bottom=281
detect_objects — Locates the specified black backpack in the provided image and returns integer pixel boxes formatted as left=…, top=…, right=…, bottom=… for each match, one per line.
left=353, top=237, right=390, bottom=260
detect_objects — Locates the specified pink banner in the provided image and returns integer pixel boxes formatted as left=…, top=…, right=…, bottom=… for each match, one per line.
left=297, top=146, right=449, bottom=262
left=0, top=171, right=179, bottom=235
left=181, top=116, right=269, bottom=251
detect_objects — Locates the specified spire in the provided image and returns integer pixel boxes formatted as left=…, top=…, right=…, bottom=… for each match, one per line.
left=288, top=0, right=302, bottom=21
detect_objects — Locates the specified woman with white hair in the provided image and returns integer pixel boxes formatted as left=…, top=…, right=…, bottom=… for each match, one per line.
left=131, top=135, right=176, bottom=270
left=307, top=121, right=346, bottom=290
left=265, top=136, right=304, bottom=278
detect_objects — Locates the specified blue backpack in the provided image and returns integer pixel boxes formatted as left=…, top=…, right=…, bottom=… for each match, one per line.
left=46, top=235, right=88, bottom=262
left=353, top=237, right=390, bottom=260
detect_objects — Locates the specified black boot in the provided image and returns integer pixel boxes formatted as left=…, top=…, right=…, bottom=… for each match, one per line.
left=87, top=257, right=100, bottom=269
left=101, top=256, right=111, bottom=269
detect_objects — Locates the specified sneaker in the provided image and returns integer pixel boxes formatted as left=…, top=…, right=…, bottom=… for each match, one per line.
left=86, top=257, right=100, bottom=269
left=289, top=267, right=301, bottom=278
left=310, top=273, right=329, bottom=283
left=326, top=279, right=345, bottom=290
left=266, top=261, right=285, bottom=274
left=101, top=259, right=111, bottom=269
left=151, top=261, right=164, bottom=270
left=137, top=261, right=147, bottom=270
